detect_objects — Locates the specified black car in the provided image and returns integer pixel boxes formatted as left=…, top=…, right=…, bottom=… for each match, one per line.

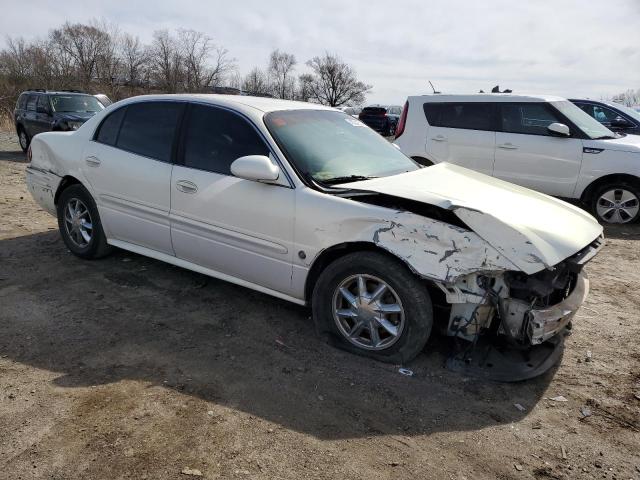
left=570, top=98, right=640, bottom=136
left=14, top=90, right=105, bottom=152
left=358, top=105, right=403, bottom=136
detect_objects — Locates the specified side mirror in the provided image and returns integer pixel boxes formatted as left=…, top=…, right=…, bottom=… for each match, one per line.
left=547, top=122, right=570, bottom=137
left=230, top=155, right=280, bottom=182
left=610, top=116, right=631, bottom=129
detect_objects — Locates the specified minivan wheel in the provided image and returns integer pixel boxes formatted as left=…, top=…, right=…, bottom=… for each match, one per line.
left=591, top=182, right=640, bottom=224
left=312, top=251, right=433, bottom=364
left=57, top=184, right=112, bottom=259
left=18, top=128, right=30, bottom=153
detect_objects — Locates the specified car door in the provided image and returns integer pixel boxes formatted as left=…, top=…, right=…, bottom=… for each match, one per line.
left=81, top=101, right=184, bottom=255
left=34, top=95, right=53, bottom=134
left=423, top=102, right=496, bottom=175
left=493, top=102, right=583, bottom=197
left=170, top=103, right=296, bottom=296
left=23, top=95, right=39, bottom=137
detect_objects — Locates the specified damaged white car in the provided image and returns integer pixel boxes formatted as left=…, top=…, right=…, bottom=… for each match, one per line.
left=25, top=95, right=604, bottom=380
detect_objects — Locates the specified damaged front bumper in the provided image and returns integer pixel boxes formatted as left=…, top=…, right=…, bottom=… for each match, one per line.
left=502, top=270, right=589, bottom=345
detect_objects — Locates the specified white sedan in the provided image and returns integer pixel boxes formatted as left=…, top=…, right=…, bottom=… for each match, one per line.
left=25, top=94, right=603, bottom=377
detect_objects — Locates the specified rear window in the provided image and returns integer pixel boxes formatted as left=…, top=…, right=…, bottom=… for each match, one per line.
left=423, top=102, right=495, bottom=131
left=116, top=102, right=184, bottom=162
left=361, top=107, right=387, bottom=115
left=17, top=94, right=28, bottom=110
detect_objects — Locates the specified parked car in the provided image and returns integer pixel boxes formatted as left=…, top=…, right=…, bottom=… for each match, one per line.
left=570, top=99, right=640, bottom=136
left=25, top=94, right=603, bottom=378
left=358, top=105, right=402, bottom=136
left=394, top=93, right=640, bottom=224
left=94, top=93, right=113, bottom=107
left=338, top=106, right=362, bottom=117
left=14, top=90, right=105, bottom=152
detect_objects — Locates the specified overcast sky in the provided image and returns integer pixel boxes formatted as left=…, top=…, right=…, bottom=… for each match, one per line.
left=2, top=0, right=639, bottom=104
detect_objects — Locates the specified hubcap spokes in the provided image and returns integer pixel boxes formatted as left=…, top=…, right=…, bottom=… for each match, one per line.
left=597, top=189, right=639, bottom=224
left=332, top=274, right=405, bottom=350
left=19, top=132, right=27, bottom=149
left=64, top=198, right=93, bottom=247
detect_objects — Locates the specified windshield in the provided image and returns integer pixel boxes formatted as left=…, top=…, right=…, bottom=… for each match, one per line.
left=264, top=110, right=419, bottom=184
left=608, top=102, right=640, bottom=123
left=552, top=100, right=616, bottom=139
left=50, top=95, right=104, bottom=113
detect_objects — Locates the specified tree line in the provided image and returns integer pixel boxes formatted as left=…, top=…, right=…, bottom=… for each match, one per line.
left=0, top=20, right=372, bottom=120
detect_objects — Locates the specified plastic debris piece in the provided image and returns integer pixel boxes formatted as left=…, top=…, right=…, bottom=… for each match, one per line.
left=398, top=368, right=414, bottom=376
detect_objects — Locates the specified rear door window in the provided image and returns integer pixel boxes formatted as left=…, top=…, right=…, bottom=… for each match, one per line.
left=182, top=104, right=269, bottom=175
left=26, top=95, right=37, bottom=112
left=116, top=102, right=184, bottom=162
left=422, top=103, right=495, bottom=131
left=37, top=95, right=50, bottom=113
left=17, top=94, right=28, bottom=110
left=499, top=103, right=563, bottom=136
left=95, top=107, right=127, bottom=146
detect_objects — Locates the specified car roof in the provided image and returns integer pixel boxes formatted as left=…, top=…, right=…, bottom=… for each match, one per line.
left=115, top=94, right=336, bottom=114
left=409, top=93, right=567, bottom=103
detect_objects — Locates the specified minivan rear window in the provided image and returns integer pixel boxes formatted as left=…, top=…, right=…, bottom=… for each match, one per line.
left=423, top=103, right=495, bottom=131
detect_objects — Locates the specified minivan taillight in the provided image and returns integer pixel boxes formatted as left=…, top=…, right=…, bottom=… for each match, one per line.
left=395, top=101, right=409, bottom=139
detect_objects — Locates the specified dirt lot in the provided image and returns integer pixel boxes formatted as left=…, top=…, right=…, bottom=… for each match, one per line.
left=1, top=130, right=639, bottom=480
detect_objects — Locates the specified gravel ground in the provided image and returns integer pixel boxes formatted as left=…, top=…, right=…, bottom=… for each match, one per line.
left=1, top=131, right=639, bottom=480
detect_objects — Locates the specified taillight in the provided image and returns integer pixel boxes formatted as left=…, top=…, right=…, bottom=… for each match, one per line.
left=395, top=101, right=409, bottom=139
left=27, top=145, right=32, bottom=163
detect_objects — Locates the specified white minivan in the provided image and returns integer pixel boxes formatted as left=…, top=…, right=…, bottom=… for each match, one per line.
left=394, top=94, right=640, bottom=224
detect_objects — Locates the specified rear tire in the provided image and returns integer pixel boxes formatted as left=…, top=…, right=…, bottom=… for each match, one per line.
left=57, top=184, right=112, bottom=259
left=17, top=127, right=30, bottom=153
left=312, top=251, right=433, bottom=364
left=590, top=181, right=640, bottom=224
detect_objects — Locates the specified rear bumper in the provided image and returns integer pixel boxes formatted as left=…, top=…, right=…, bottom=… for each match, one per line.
left=25, top=166, right=61, bottom=216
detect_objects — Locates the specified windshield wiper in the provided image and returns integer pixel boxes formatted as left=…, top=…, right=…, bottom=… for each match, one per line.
left=321, top=175, right=378, bottom=185
left=593, top=135, right=617, bottom=140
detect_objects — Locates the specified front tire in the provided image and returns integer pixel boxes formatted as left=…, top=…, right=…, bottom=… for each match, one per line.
left=312, top=251, right=433, bottom=364
left=591, top=182, right=640, bottom=224
left=57, top=184, right=112, bottom=259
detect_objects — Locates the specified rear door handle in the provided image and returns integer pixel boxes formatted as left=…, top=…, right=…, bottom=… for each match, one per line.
left=497, top=143, right=518, bottom=150
left=85, top=156, right=101, bottom=167
left=431, top=135, right=447, bottom=142
left=176, top=180, right=198, bottom=194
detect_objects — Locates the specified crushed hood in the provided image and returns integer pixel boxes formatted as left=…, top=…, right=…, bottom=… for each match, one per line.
left=339, top=163, right=603, bottom=273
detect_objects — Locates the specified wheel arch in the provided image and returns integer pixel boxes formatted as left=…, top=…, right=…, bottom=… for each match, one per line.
left=580, top=173, right=640, bottom=203
left=304, top=241, right=438, bottom=303
left=54, top=175, right=83, bottom=205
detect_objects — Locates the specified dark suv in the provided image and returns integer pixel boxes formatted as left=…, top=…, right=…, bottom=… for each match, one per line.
left=358, top=105, right=403, bottom=136
left=570, top=98, right=640, bottom=136
left=14, top=90, right=105, bottom=152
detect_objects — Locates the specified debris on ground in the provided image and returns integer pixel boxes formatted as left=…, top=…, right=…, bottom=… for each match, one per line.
left=514, top=403, right=526, bottom=412
left=585, top=350, right=593, bottom=362
left=548, top=395, right=568, bottom=402
left=514, top=463, right=523, bottom=471
left=561, top=445, right=567, bottom=459
left=398, top=368, right=414, bottom=376
left=580, top=406, right=592, bottom=418
left=181, top=467, right=203, bottom=476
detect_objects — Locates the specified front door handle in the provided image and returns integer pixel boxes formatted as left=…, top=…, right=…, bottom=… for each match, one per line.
left=431, top=135, right=447, bottom=142
left=85, top=156, right=101, bottom=167
left=176, top=180, right=198, bottom=194
left=497, top=143, right=518, bottom=150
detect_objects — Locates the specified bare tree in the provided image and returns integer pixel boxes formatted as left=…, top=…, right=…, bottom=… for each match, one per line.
left=242, top=67, right=270, bottom=96
left=611, top=88, right=640, bottom=107
left=296, top=73, right=314, bottom=102
left=268, top=49, right=296, bottom=99
left=149, top=29, right=183, bottom=93
left=178, top=29, right=235, bottom=92
left=305, top=53, right=371, bottom=106
left=121, top=33, right=149, bottom=92
left=50, top=22, right=112, bottom=89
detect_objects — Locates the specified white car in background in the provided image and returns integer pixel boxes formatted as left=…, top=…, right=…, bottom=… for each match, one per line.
left=25, top=94, right=603, bottom=378
left=394, top=94, right=640, bottom=224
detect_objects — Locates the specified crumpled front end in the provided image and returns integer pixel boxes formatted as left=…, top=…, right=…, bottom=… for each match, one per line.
left=436, top=235, right=603, bottom=380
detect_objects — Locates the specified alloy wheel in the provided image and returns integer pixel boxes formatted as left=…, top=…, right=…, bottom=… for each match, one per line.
left=596, top=188, right=639, bottom=224
left=63, top=198, right=93, bottom=247
left=332, top=274, right=405, bottom=350
left=19, top=131, right=28, bottom=150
